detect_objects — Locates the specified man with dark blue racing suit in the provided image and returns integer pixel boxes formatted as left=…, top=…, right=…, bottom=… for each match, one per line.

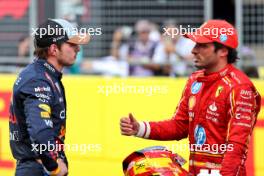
left=9, top=18, right=90, bottom=176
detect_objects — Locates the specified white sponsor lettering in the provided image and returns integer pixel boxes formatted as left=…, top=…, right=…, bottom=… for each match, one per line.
left=240, top=90, right=252, bottom=99
left=44, top=119, right=53, bottom=127
left=198, top=169, right=222, bottom=176
left=237, top=107, right=252, bottom=113
left=35, top=93, right=50, bottom=100
left=235, top=114, right=251, bottom=120
left=44, top=62, right=55, bottom=72
left=206, top=116, right=219, bottom=123
left=34, top=86, right=51, bottom=92
left=233, top=122, right=251, bottom=128
left=10, top=131, right=19, bottom=141
left=189, top=112, right=194, bottom=118
left=207, top=110, right=219, bottom=117
left=15, top=77, right=22, bottom=85
left=38, top=98, right=48, bottom=103
left=236, top=101, right=253, bottom=107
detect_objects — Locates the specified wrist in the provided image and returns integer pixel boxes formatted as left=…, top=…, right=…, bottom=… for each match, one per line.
left=135, top=121, right=150, bottom=138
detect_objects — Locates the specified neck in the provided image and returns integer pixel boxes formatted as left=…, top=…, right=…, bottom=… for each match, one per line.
left=46, top=57, right=63, bottom=72
left=204, top=62, right=228, bottom=75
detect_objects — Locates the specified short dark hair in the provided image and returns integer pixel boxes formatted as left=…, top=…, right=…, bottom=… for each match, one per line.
left=213, top=42, right=239, bottom=63
left=33, top=43, right=62, bottom=58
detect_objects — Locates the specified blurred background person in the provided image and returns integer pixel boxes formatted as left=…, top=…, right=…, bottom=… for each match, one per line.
left=152, top=19, right=195, bottom=76
left=125, top=19, right=159, bottom=76
left=17, top=35, right=30, bottom=57
left=239, top=46, right=259, bottom=78
left=81, top=26, right=132, bottom=76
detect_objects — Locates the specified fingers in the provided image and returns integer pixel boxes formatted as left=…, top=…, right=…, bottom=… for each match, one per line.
left=121, top=128, right=135, bottom=136
left=121, top=127, right=134, bottom=133
left=120, top=114, right=138, bottom=136
left=120, top=117, right=131, bottom=123
left=120, top=117, right=135, bottom=136
left=120, top=122, right=133, bottom=128
left=120, top=121, right=133, bottom=135
left=129, top=113, right=137, bottom=123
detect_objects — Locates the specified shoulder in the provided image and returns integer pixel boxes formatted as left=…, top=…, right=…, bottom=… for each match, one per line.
left=15, top=64, right=52, bottom=92
left=226, top=66, right=254, bottom=88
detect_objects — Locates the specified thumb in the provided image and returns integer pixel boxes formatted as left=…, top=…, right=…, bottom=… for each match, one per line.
left=129, top=113, right=137, bottom=123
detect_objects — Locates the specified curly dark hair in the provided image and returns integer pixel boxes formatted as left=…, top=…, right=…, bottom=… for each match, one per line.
left=213, top=42, right=239, bottom=63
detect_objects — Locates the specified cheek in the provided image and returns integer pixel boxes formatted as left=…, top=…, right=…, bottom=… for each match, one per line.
left=201, top=49, right=214, bottom=57
left=64, top=48, right=75, bottom=57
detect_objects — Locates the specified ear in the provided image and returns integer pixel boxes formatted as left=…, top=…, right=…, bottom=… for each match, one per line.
left=217, top=47, right=228, bottom=57
left=48, top=44, right=58, bottom=56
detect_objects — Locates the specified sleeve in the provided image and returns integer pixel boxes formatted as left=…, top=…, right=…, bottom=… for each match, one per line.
left=220, top=84, right=261, bottom=176
left=20, top=79, right=58, bottom=172
left=136, top=78, right=190, bottom=141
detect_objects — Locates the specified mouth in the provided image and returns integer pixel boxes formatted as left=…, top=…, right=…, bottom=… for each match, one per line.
left=193, top=58, right=200, bottom=63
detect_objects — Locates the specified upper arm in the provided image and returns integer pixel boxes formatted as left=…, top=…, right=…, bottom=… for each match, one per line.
left=20, top=79, right=55, bottom=143
left=227, top=84, right=260, bottom=144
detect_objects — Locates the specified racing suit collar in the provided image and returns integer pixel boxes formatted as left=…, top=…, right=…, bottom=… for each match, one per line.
left=197, top=64, right=233, bottom=82
left=36, top=58, right=63, bottom=80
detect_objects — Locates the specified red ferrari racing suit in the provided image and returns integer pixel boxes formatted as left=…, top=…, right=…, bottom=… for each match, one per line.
left=136, top=64, right=261, bottom=176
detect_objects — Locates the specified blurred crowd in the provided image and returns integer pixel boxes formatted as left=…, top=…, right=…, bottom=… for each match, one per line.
left=82, top=19, right=196, bottom=77
left=17, top=19, right=259, bottom=78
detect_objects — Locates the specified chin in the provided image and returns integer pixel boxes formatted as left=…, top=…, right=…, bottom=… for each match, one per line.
left=194, top=64, right=204, bottom=70
left=63, top=62, right=75, bottom=67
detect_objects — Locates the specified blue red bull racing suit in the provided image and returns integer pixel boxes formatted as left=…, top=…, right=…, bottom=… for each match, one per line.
left=9, top=58, right=67, bottom=175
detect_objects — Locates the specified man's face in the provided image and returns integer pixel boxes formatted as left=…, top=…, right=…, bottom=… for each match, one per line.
left=138, top=30, right=150, bottom=43
left=56, top=42, right=80, bottom=67
left=191, top=43, right=219, bottom=70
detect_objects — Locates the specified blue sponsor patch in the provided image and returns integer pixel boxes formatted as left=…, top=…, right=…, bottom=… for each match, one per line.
left=194, top=125, right=206, bottom=145
left=220, top=34, right=227, bottom=42
left=191, top=81, right=202, bottom=94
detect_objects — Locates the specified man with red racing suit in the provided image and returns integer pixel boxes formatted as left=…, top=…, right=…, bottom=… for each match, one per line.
left=120, top=20, right=261, bottom=176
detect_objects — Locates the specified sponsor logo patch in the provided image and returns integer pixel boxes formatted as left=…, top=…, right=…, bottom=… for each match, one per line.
left=38, top=104, right=51, bottom=114
left=40, top=111, right=50, bottom=118
left=194, top=125, right=206, bottom=145
left=44, top=119, right=53, bottom=127
left=34, top=86, right=51, bottom=92
left=191, top=82, right=202, bottom=94
left=60, top=110, right=65, bottom=119
left=240, top=90, right=252, bottom=99
left=215, top=86, right=223, bottom=97
left=235, top=113, right=251, bottom=120
left=209, top=102, right=217, bottom=112
left=188, top=96, right=196, bottom=110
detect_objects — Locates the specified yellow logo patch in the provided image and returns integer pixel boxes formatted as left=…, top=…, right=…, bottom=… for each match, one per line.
left=215, top=86, right=223, bottom=97
left=40, top=111, right=50, bottom=118
left=38, top=104, right=51, bottom=114
left=188, top=96, right=196, bottom=110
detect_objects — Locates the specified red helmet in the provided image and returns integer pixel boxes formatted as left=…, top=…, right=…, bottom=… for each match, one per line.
left=123, top=146, right=190, bottom=176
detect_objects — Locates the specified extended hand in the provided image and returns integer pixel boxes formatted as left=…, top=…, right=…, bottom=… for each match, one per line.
left=120, top=113, right=139, bottom=136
